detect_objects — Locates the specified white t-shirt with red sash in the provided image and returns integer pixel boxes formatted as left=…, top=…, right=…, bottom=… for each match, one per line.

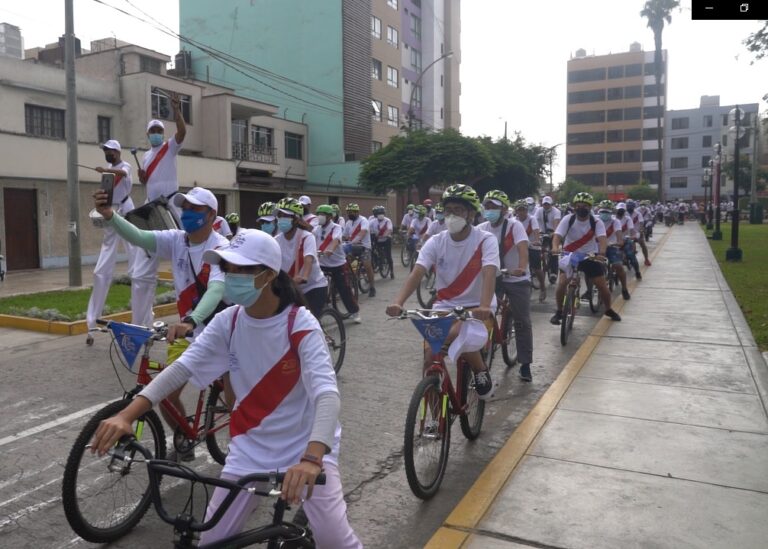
left=313, top=222, right=346, bottom=268
left=426, top=218, right=447, bottom=237
left=516, top=215, right=540, bottom=246
left=477, top=218, right=530, bottom=283
left=630, top=210, right=644, bottom=237
left=276, top=228, right=327, bottom=293
left=617, top=214, right=635, bottom=239
left=555, top=214, right=606, bottom=255
left=603, top=217, right=622, bottom=246
left=179, top=304, right=341, bottom=476
left=409, top=217, right=431, bottom=239
left=141, top=136, right=183, bottom=202
left=343, top=216, right=371, bottom=249
left=369, top=216, right=393, bottom=242
left=213, top=216, right=232, bottom=238
left=416, top=227, right=500, bottom=311
left=153, top=229, right=229, bottom=337
left=109, top=160, right=135, bottom=214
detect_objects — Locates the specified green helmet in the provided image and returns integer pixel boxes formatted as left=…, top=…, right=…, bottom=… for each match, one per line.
left=597, top=199, right=614, bottom=211
left=572, top=192, right=594, bottom=206
left=415, top=205, right=427, bottom=216
left=406, top=203, right=415, bottom=211
left=346, top=203, right=360, bottom=212
left=331, top=203, right=340, bottom=213
left=513, top=199, right=529, bottom=211
left=257, top=202, right=275, bottom=218
left=276, top=197, right=303, bottom=217
left=442, top=184, right=481, bottom=212
left=316, top=204, right=334, bottom=215
left=434, top=202, right=444, bottom=213
left=225, top=212, right=240, bottom=224
left=483, top=190, right=511, bottom=208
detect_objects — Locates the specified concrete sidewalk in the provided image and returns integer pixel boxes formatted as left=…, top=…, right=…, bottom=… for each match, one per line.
left=430, top=223, right=768, bottom=548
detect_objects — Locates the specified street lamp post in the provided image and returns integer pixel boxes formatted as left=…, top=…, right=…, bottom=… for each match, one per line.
left=704, top=161, right=713, bottom=230
left=726, top=106, right=744, bottom=261
left=712, top=143, right=722, bottom=240
left=702, top=168, right=710, bottom=226
left=408, top=51, right=453, bottom=131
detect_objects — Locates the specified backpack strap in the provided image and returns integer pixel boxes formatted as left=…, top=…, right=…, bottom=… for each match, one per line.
left=498, top=218, right=508, bottom=270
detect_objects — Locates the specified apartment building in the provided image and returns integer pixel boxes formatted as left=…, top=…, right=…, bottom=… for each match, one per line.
left=0, top=22, right=23, bottom=59
left=566, top=43, right=667, bottom=198
left=0, top=39, right=307, bottom=271
left=665, top=96, right=758, bottom=201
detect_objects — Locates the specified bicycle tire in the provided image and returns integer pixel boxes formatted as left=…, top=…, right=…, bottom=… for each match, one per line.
left=530, top=275, right=540, bottom=290
left=356, top=263, right=371, bottom=294
left=344, top=264, right=359, bottom=302
left=400, top=243, right=408, bottom=267
left=568, top=287, right=577, bottom=332
left=588, top=282, right=599, bottom=313
left=459, top=362, right=485, bottom=440
left=416, top=269, right=436, bottom=309
left=560, top=290, right=572, bottom=346
left=379, top=255, right=392, bottom=279
left=62, top=399, right=166, bottom=543
left=318, top=308, right=346, bottom=373
left=403, top=375, right=450, bottom=500
left=205, top=383, right=232, bottom=465
left=500, top=310, right=517, bottom=368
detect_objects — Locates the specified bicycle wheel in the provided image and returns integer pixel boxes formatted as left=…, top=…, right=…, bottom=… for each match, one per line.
left=403, top=375, right=450, bottom=500
left=318, top=308, right=346, bottom=374
left=530, top=275, right=540, bottom=290
left=560, top=290, right=572, bottom=346
left=205, top=383, right=231, bottom=465
left=378, top=252, right=392, bottom=279
left=500, top=310, right=517, bottom=368
left=62, top=399, right=166, bottom=543
left=588, top=282, right=599, bottom=313
left=343, top=264, right=359, bottom=302
left=459, top=362, right=485, bottom=440
left=567, top=287, right=577, bottom=332
left=357, top=263, right=371, bottom=293
left=416, top=269, right=436, bottom=308
left=400, top=242, right=409, bottom=267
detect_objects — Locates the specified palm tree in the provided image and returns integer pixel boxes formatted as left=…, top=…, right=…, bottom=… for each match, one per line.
left=640, top=0, right=679, bottom=203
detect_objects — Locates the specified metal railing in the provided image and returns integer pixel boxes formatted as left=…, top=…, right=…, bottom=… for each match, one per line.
left=232, top=142, right=277, bottom=164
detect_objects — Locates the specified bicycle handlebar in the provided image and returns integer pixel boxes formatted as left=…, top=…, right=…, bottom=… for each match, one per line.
left=394, top=306, right=472, bottom=321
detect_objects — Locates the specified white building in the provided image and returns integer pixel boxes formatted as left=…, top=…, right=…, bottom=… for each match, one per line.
left=0, top=23, right=23, bottom=59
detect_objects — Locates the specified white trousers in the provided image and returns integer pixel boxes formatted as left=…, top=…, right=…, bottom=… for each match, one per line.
left=130, top=246, right=158, bottom=328
left=86, top=226, right=138, bottom=330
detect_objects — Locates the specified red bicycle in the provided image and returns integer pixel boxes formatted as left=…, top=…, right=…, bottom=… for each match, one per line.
left=62, top=319, right=231, bottom=543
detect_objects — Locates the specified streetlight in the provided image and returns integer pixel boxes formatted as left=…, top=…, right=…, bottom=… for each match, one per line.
left=712, top=143, right=722, bottom=240
left=408, top=51, right=453, bottom=131
left=726, top=106, right=745, bottom=261
left=704, top=160, right=714, bottom=230
left=702, top=166, right=711, bottom=227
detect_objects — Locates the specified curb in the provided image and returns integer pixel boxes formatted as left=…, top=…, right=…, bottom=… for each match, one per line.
left=426, top=226, right=674, bottom=548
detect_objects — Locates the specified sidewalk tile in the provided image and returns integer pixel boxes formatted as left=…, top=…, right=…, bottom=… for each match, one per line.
left=593, top=338, right=747, bottom=367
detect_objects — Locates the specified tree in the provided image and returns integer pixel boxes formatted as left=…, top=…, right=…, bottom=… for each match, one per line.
left=554, top=178, right=591, bottom=204
left=627, top=181, right=658, bottom=201
left=745, top=21, right=768, bottom=61
left=641, top=0, right=680, bottom=203
left=359, top=129, right=494, bottom=200
left=722, top=154, right=768, bottom=194
left=472, top=135, right=545, bottom=200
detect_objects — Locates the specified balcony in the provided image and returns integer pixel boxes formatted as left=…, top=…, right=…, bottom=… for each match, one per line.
left=232, top=142, right=277, bottom=164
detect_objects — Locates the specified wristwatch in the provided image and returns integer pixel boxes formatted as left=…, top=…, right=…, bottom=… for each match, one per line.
left=182, top=316, right=197, bottom=328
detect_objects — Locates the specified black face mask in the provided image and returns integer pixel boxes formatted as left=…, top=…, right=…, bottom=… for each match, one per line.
left=627, top=207, right=635, bottom=214
left=616, top=210, right=626, bottom=218
left=348, top=214, right=358, bottom=221
left=576, top=207, right=590, bottom=218
left=104, top=154, right=115, bottom=164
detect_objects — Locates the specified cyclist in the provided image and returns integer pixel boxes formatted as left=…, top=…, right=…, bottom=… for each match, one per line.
left=225, top=212, right=240, bottom=239
left=92, top=186, right=230, bottom=461
left=479, top=191, right=534, bottom=382
left=369, top=205, right=395, bottom=279
left=423, top=198, right=435, bottom=220
left=638, top=200, right=654, bottom=240
left=627, top=199, right=652, bottom=266
left=256, top=202, right=277, bottom=236
left=89, top=229, right=362, bottom=548
left=386, top=184, right=499, bottom=400
left=343, top=203, right=376, bottom=298
left=550, top=192, right=621, bottom=324
left=597, top=200, right=631, bottom=301
left=213, top=215, right=233, bottom=239
left=616, top=202, right=641, bottom=280
left=298, top=195, right=318, bottom=229
left=331, top=203, right=345, bottom=227
left=407, top=205, right=432, bottom=248
left=314, top=204, right=361, bottom=322
left=400, top=203, right=416, bottom=232
left=425, top=202, right=447, bottom=239
left=515, top=199, right=546, bottom=303
left=274, top=197, right=328, bottom=318
left=534, top=196, right=561, bottom=235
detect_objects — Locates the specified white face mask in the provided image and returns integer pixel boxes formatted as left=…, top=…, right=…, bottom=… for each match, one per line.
left=445, top=214, right=467, bottom=234
left=377, top=214, right=384, bottom=220
left=317, top=215, right=327, bottom=226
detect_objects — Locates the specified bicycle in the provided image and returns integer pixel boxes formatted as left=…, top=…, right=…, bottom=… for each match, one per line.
left=394, top=307, right=498, bottom=499
left=371, top=239, right=392, bottom=279
left=105, top=438, right=325, bottom=548
left=345, top=245, right=370, bottom=294
left=540, top=233, right=558, bottom=284
left=495, top=273, right=518, bottom=368
left=559, top=253, right=606, bottom=346
left=317, top=307, right=346, bottom=374
left=62, top=319, right=232, bottom=543
left=416, top=266, right=436, bottom=308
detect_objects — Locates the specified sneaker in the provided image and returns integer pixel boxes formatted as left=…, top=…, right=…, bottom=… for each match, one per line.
left=519, top=363, right=532, bottom=382
left=644, top=258, right=652, bottom=266
left=622, top=288, right=631, bottom=300
left=635, top=272, right=642, bottom=281
left=550, top=310, right=563, bottom=325
left=368, top=287, right=376, bottom=298
left=167, top=448, right=196, bottom=463
left=474, top=369, right=494, bottom=401
left=539, top=289, right=546, bottom=303
left=350, top=312, right=363, bottom=324
left=604, top=309, right=622, bottom=321
left=85, top=334, right=94, bottom=346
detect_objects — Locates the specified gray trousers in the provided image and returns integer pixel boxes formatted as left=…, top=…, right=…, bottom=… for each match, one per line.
left=498, top=279, right=533, bottom=365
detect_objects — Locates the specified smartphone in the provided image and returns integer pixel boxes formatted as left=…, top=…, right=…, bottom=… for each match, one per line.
left=100, top=173, right=115, bottom=205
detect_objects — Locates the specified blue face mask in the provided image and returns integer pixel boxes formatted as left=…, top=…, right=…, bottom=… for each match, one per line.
left=260, top=222, right=275, bottom=234
left=148, top=133, right=164, bottom=147
left=483, top=209, right=501, bottom=223
left=224, top=272, right=267, bottom=307
left=180, top=209, right=208, bottom=234
left=600, top=212, right=612, bottom=223
left=436, top=213, right=445, bottom=221
left=277, top=218, right=294, bottom=233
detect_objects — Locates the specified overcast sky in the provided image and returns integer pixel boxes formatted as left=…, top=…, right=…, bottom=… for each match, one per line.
left=3, top=0, right=765, bottom=183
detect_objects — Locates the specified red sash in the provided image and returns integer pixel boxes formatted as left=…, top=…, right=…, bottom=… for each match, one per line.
left=621, top=221, right=629, bottom=232
left=319, top=230, right=335, bottom=252
left=176, top=262, right=212, bottom=318
left=288, top=235, right=306, bottom=277
left=525, top=220, right=533, bottom=236
left=229, top=307, right=310, bottom=438
left=436, top=239, right=487, bottom=302
left=502, top=226, right=516, bottom=256
left=349, top=222, right=362, bottom=241
left=113, top=174, right=123, bottom=187
left=564, top=229, right=595, bottom=253
left=144, top=141, right=170, bottom=181
left=419, top=222, right=428, bottom=235
left=606, top=224, right=615, bottom=238
left=378, top=222, right=388, bottom=237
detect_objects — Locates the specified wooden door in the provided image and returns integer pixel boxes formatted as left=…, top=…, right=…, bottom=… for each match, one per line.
left=3, top=188, right=40, bottom=270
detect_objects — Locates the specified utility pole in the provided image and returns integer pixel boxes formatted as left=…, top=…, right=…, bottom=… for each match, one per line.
left=65, top=0, right=82, bottom=286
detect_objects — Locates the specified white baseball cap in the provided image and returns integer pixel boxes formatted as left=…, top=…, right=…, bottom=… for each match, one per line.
left=616, top=202, right=627, bottom=210
left=525, top=196, right=535, bottom=205
left=298, top=195, right=312, bottom=206
left=542, top=196, right=553, bottom=205
left=146, top=119, right=165, bottom=132
left=102, top=139, right=122, bottom=151
left=173, top=187, right=218, bottom=211
left=203, top=229, right=282, bottom=273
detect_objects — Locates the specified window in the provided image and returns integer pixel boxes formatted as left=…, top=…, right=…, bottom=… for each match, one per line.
left=25, top=104, right=65, bottom=139
left=387, top=0, right=398, bottom=8
left=571, top=173, right=604, bottom=186
left=372, top=99, right=382, bottom=122
left=644, top=84, right=660, bottom=97
left=387, top=105, right=399, bottom=127
left=644, top=61, right=664, bottom=75
left=607, top=87, right=623, bottom=100
left=607, top=108, right=624, bottom=121
left=670, top=157, right=688, bottom=169
left=671, top=137, right=688, bottom=149
left=140, top=55, right=161, bottom=74
left=567, top=89, right=606, bottom=104
left=97, top=116, right=111, bottom=144
left=671, top=117, right=689, bottom=130
left=608, top=65, right=624, bottom=79
left=567, top=68, right=606, bottom=84
left=567, top=131, right=604, bottom=145
left=440, top=74, right=444, bottom=87
left=643, top=105, right=663, bottom=119
left=412, top=0, right=421, bottom=6
left=722, top=114, right=728, bottom=126
left=410, top=14, right=421, bottom=39
left=372, top=141, right=383, bottom=153
left=151, top=87, right=191, bottom=123
left=607, top=151, right=623, bottom=163
left=643, top=127, right=661, bottom=141
left=567, top=110, right=605, bottom=124
left=624, top=85, right=642, bottom=99
left=623, top=128, right=641, bottom=141
left=387, top=66, right=399, bottom=88
left=703, top=115, right=713, bottom=127
left=670, top=176, right=688, bottom=188
left=232, top=119, right=246, bottom=145
left=371, top=16, right=381, bottom=39
left=440, top=107, right=444, bottom=120
left=607, top=130, right=622, bottom=143
left=722, top=134, right=728, bottom=146
left=702, top=135, right=712, bottom=147
left=251, top=126, right=273, bottom=149
left=701, top=155, right=711, bottom=168
left=410, top=48, right=422, bottom=71
left=624, top=107, right=642, bottom=120
left=625, top=63, right=642, bottom=77
left=412, top=84, right=422, bottom=108
left=607, top=171, right=641, bottom=185
left=567, top=152, right=604, bottom=166
left=387, top=26, right=398, bottom=47
left=372, top=58, right=382, bottom=80
left=284, top=132, right=303, bottom=160
left=642, top=149, right=660, bottom=162
left=623, top=150, right=641, bottom=162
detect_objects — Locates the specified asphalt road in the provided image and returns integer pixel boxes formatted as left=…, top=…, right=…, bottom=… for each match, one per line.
left=0, top=242, right=638, bottom=548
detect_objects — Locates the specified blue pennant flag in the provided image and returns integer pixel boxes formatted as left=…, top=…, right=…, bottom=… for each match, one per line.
left=410, top=316, right=454, bottom=355
left=110, top=322, right=153, bottom=370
